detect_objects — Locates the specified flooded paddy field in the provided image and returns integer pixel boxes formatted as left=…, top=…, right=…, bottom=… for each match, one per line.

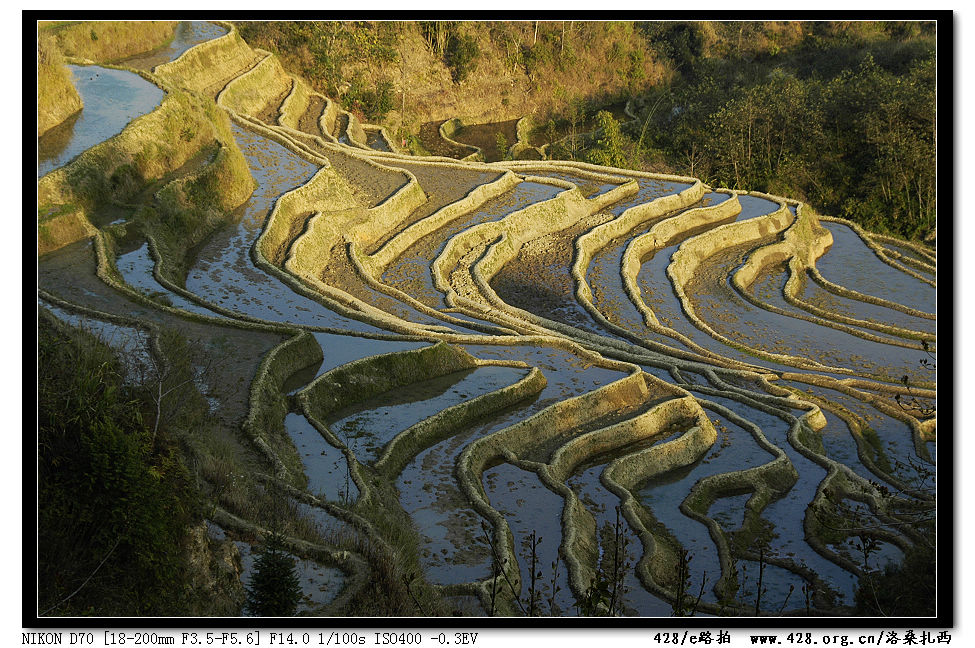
left=120, top=20, right=228, bottom=71
left=35, top=20, right=938, bottom=618
left=38, top=65, right=164, bottom=177
left=817, top=222, right=936, bottom=314
left=381, top=180, right=564, bottom=308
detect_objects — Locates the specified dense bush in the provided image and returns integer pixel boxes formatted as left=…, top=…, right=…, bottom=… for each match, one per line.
left=586, top=111, right=627, bottom=168
left=345, top=77, right=396, bottom=121
left=855, top=546, right=936, bottom=616
left=625, top=21, right=936, bottom=239
left=445, top=33, right=480, bottom=83
left=37, top=316, right=200, bottom=615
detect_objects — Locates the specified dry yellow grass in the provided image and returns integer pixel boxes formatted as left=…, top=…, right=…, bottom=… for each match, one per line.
left=37, top=34, right=82, bottom=136
left=44, top=20, right=177, bottom=63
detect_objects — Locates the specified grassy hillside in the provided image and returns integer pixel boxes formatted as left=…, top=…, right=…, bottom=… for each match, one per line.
left=40, top=20, right=178, bottom=63
left=235, top=21, right=669, bottom=133
left=37, top=34, right=82, bottom=135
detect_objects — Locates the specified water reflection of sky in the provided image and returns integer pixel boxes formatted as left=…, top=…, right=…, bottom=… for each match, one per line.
left=38, top=65, right=164, bottom=177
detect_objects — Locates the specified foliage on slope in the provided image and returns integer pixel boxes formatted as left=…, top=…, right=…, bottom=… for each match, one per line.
left=627, top=21, right=937, bottom=240
left=37, top=316, right=215, bottom=615
left=234, top=20, right=669, bottom=129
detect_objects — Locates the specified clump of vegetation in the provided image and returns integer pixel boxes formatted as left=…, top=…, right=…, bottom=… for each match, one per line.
left=237, top=21, right=400, bottom=99
left=629, top=21, right=936, bottom=239
left=494, top=131, right=509, bottom=160
left=445, top=32, right=480, bottom=83
left=420, top=22, right=480, bottom=83
left=855, top=545, right=935, bottom=616
left=586, top=111, right=627, bottom=169
left=344, top=76, right=395, bottom=121
left=37, top=315, right=202, bottom=615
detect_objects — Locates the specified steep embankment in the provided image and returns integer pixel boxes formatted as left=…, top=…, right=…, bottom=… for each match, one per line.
left=41, top=21, right=178, bottom=63
left=37, top=35, right=83, bottom=136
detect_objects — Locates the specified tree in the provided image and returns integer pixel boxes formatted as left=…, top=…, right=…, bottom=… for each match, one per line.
left=245, top=526, right=302, bottom=616
left=495, top=131, right=509, bottom=161
left=445, top=32, right=480, bottom=83
left=587, top=111, right=627, bottom=169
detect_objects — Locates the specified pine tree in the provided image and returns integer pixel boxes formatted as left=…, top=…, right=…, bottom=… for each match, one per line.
left=244, top=528, right=302, bottom=616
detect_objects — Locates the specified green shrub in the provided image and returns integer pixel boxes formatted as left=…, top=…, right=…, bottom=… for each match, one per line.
left=586, top=110, right=627, bottom=168
left=495, top=131, right=509, bottom=160
left=345, top=77, right=396, bottom=121
left=446, top=33, right=479, bottom=83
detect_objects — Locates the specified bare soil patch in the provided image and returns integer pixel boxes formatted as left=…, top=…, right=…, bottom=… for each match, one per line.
left=450, top=119, right=519, bottom=162
left=298, top=94, right=326, bottom=139
left=255, top=79, right=294, bottom=124
left=418, top=120, right=471, bottom=158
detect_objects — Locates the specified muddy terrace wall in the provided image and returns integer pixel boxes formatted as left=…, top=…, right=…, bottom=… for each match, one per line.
left=807, top=267, right=935, bottom=320
left=433, top=174, right=642, bottom=309
left=665, top=198, right=830, bottom=368
left=283, top=168, right=426, bottom=275
left=38, top=83, right=254, bottom=256
left=508, top=116, right=541, bottom=160
left=37, top=35, right=84, bottom=135
left=600, top=397, right=720, bottom=600
left=301, top=342, right=476, bottom=422
left=320, top=97, right=339, bottom=141
left=439, top=118, right=482, bottom=161
left=217, top=49, right=291, bottom=117
left=457, top=370, right=698, bottom=607
left=278, top=76, right=312, bottom=130
left=363, top=170, right=521, bottom=276
left=154, top=22, right=257, bottom=95
left=573, top=180, right=705, bottom=310
left=432, top=183, right=586, bottom=306
left=730, top=208, right=932, bottom=347
left=733, top=204, right=829, bottom=289
left=819, top=216, right=936, bottom=289
left=373, top=367, right=547, bottom=480
left=244, top=330, right=325, bottom=486
left=146, top=140, right=255, bottom=283
left=621, top=190, right=741, bottom=326
left=257, top=165, right=362, bottom=266
left=48, top=21, right=178, bottom=64
left=344, top=111, right=368, bottom=148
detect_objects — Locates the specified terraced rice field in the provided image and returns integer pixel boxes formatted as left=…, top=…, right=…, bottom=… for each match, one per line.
left=37, top=21, right=938, bottom=618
